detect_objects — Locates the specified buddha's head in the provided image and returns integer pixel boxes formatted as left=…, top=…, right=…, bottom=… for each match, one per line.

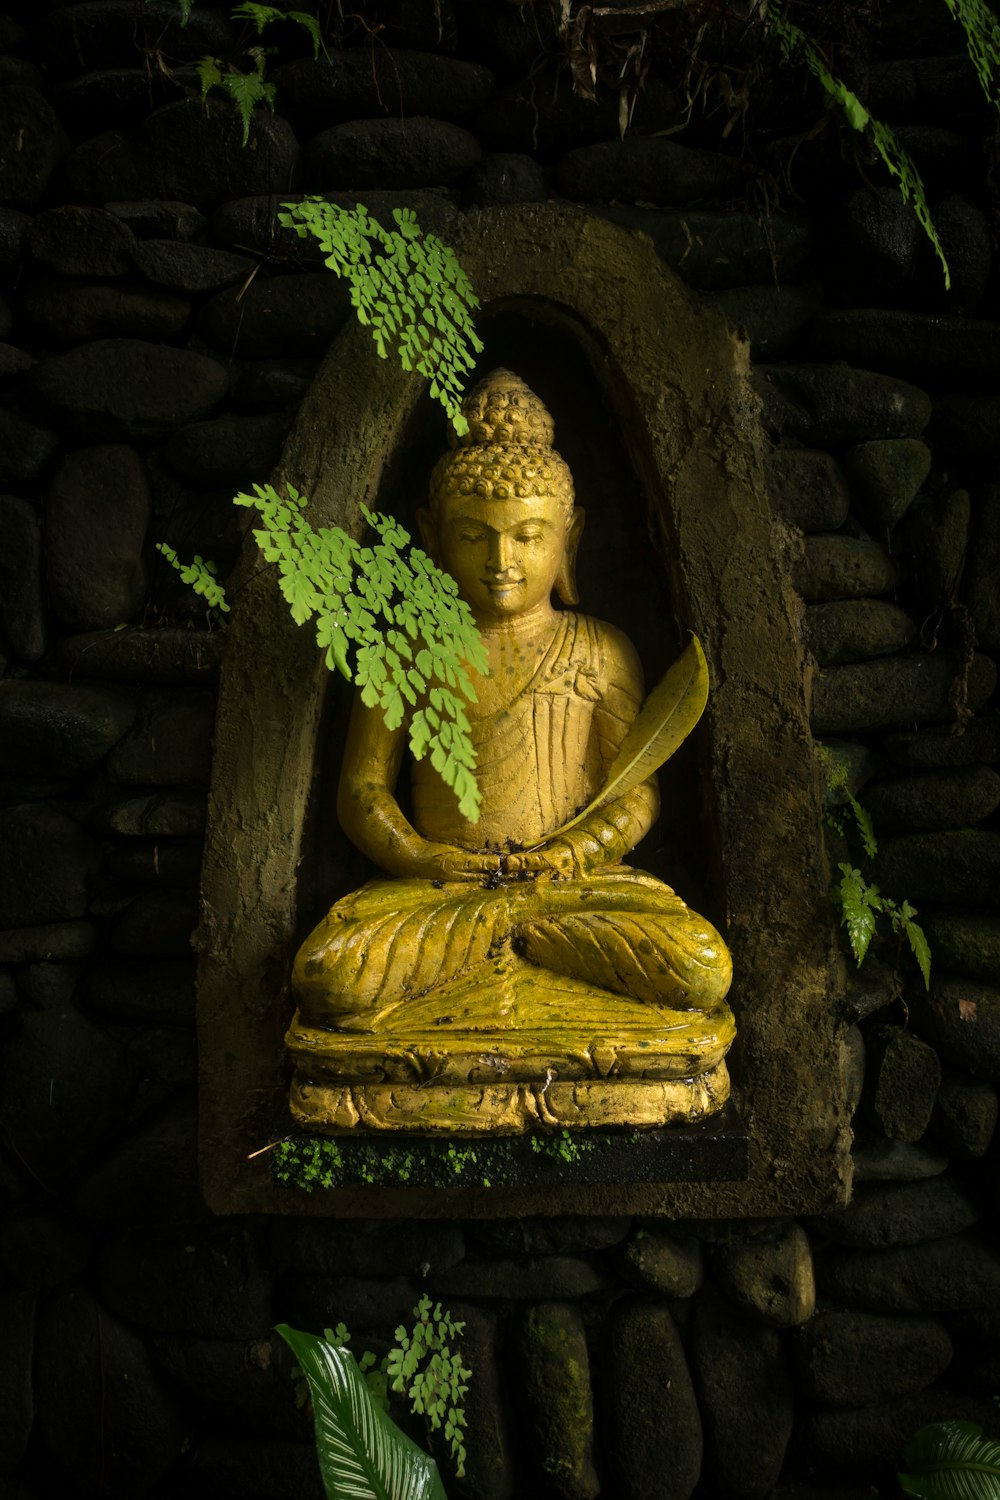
left=419, top=369, right=585, bottom=624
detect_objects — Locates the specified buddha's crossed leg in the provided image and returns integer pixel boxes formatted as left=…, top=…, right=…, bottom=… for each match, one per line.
left=292, top=866, right=731, bottom=1030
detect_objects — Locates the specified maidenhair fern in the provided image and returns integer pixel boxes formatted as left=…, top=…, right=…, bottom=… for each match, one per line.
left=278, top=200, right=484, bottom=435
left=234, top=484, right=486, bottom=822
left=156, top=544, right=231, bottom=613
left=771, top=8, right=951, bottom=289
left=943, top=0, right=1000, bottom=106
left=387, top=1296, right=470, bottom=1479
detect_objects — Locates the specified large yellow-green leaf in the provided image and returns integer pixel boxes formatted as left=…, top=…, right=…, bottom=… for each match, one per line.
left=543, top=633, right=710, bottom=842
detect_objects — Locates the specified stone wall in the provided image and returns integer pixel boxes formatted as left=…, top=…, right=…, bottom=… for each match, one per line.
left=0, top=2, right=998, bottom=1497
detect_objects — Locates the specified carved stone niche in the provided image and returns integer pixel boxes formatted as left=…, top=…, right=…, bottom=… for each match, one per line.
left=198, top=204, right=851, bottom=1219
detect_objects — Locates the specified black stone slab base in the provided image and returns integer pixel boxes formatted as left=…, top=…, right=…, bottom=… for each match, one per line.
left=270, top=1107, right=748, bottom=1194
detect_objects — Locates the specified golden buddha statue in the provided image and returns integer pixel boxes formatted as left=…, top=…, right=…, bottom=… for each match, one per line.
left=285, top=370, right=734, bottom=1134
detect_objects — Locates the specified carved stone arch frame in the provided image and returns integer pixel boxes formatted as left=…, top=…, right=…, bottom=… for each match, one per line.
left=198, top=204, right=851, bottom=1218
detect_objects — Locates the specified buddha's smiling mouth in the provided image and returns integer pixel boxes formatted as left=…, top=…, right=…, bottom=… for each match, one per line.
left=482, top=577, right=525, bottom=593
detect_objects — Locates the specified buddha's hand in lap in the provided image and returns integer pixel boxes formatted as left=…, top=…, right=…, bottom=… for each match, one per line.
left=506, top=827, right=621, bottom=881
left=396, top=840, right=503, bottom=884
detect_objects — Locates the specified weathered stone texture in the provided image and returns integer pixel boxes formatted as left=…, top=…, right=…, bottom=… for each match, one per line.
left=516, top=1302, right=598, bottom=1500
left=34, top=1288, right=184, bottom=1496
left=863, top=765, right=1000, bottom=831
left=622, top=1228, right=703, bottom=1298
left=791, top=1314, right=953, bottom=1404
left=817, top=1232, right=1000, bottom=1314
left=863, top=1027, right=941, bottom=1143
left=712, top=1223, right=815, bottom=1328
left=931, top=1073, right=998, bottom=1159
left=199, top=273, right=351, bottom=359
left=0, top=494, right=44, bottom=660
left=555, top=137, right=745, bottom=205
left=597, top=207, right=812, bottom=289
left=793, top=536, right=898, bottom=603
left=765, top=448, right=851, bottom=533
left=841, top=438, right=931, bottom=529
left=873, top=830, right=1000, bottom=908
left=304, top=116, right=481, bottom=190
left=691, top=1289, right=793, bottom=1499
left=27, top=204, right=136, bottom=276
left=132, top=237, right=256, bottom=294
left=754, top=364, right=932, bottom=445
left=107, top=691, right=214, bottom=785
left=605, top=1301, right=702, bottom=1500
left=0, top=84, right=68, bottom=205
left=33, top=338, right=229, bottom=438
left=922, top=912, right=1000, bottom=985
left=47, top=444, right=150, bottom=630
left=805, top=600, right=916, bottom=664
left=64, top=99, right=299, bottom=205
left=22, top=277, right=191, bottom=343
left=900, top=488, right=970, bottom=608
left=811, top=651, right=996, bottom=735
left=99, top=1226, right=272, bottom=1339
left=909, top=979, right=1000, bottom=1083
left=274, top=50, right=494, bottom=134
left=817, top=1178, right=978, bottom=1249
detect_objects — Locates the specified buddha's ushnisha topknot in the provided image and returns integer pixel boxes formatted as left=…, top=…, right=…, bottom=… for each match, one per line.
left=429, top=368, right=573, bottom=515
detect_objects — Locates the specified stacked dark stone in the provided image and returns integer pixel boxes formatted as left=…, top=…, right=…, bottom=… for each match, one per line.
left=0, top=1, right=998, bottom=1498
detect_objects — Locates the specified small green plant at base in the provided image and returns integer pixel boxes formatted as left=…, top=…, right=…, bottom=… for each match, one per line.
left=443, top=1143, right=478, bottom=1178
left=530, top=1128, right=593, bottom=1163
left=272, top=1136, right=343, bottom=1191
left=278, top=200, right=484, bottom=435
left=387, top=1297, right=470, bottom=1479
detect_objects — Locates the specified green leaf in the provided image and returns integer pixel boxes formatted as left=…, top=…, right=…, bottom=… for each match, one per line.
left=195, top=55, right=223, bottom=99
left=836, top=863, right=880, bottom=967
left=221, top=66, right=277, bottom=145
left=901, top=907, right=933, bottom=992
left=900, top=1420, right=1000, bottom=1499
left=771, top=6, right=950, bottom=289
left=155, top=541, right=230, bottom=612
left=847, top=793, right=878, bottom=859
left=541, top=635, right=709, bottom=843
left=276, top=1326, right=449, bottom=1500
left=288, top=9, right=322, bottom=58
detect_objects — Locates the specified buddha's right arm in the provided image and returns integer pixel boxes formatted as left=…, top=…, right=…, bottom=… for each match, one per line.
left=336, top=696, right=500, bottom=882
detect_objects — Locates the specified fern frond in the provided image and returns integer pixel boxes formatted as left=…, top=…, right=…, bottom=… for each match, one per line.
left=233, top=485, right=484, bottom=821
left=771, top=9, right=951, bottom=288
left=156, top=542, right=230, bottom=612
left=277, top=200, right=483, bottom=435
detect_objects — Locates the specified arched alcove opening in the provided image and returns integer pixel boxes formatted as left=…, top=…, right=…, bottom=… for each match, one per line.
left=198, top=204, right=849, bottom=1219
left=300, top=300, right=721, bottom=957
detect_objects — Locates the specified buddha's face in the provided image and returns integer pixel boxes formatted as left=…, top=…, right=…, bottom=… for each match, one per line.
left=422, top=493, right=578, bottom=623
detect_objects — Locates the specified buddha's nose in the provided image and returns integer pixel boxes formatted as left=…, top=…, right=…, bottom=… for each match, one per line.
left=486, top=532, right=514, bottom=572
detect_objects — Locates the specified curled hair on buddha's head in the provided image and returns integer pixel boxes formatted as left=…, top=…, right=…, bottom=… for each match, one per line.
left=428, top=369, right=575, bottom=519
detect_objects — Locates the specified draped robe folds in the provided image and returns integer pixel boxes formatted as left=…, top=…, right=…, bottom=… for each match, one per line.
left=290, top=612, right=735, bottom=1087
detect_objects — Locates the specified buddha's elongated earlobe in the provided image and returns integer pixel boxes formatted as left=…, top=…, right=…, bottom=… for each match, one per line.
left=555, top=508, right=585, bottom=606
left=416, top=506, right=438, bottom=563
